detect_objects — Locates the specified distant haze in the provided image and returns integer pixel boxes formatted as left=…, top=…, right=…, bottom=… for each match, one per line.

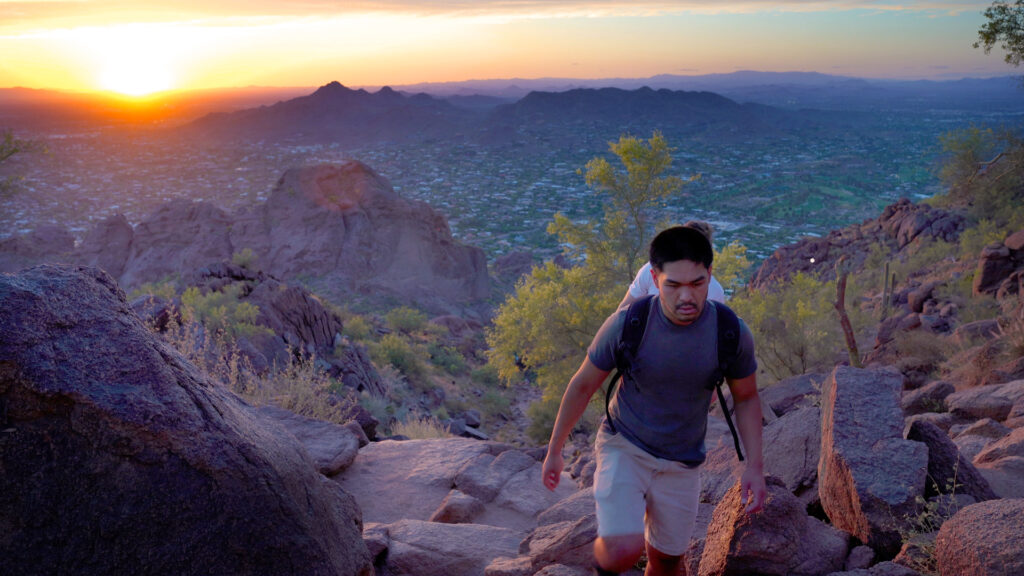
left=0, top=1, right=1013, bottom=95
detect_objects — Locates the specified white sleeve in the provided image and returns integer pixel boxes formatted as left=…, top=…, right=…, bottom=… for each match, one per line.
left=628, top=262, right=654, bottom=298
left=709, top=275, right=726, bottom=303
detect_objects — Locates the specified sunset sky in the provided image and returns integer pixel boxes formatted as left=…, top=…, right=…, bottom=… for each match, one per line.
left=0, top=1, right=1012, bottom=96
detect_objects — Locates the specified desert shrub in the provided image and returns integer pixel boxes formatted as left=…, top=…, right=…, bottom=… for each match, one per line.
left=428, top=342, right=467, bottom=375
left=341, top=314, right=373, bottom=342
left=370, top=333, right=426, bottom=382
left=730, top=273, right=842, bottom=382
left=254, top=351, right=353, bottom=423
left=480, top=388, right=512, bottom=421
left=180, top=284, right=272, bottom=340
left=471, top=364, right=502, bottom=387
left=391, top=416, right=453, bottom=439
left=128, top=280, right=178, bottom=301
left=959, top=219, right=1007, bottom=259
left=385, top=306, right=428, bottom=334
left=231, top=248, right=257, bottom=270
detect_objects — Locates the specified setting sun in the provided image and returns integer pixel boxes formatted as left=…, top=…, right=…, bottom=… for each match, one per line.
left=77, top=23, right=185, bottom=96
left=98, top=52, right=175, bottom=96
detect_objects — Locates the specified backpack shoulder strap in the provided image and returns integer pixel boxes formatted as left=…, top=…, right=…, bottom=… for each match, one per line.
left=712, top=301, right=741, bottom=386
left=606, top=295, right=654, bottom=432
left=711, top=300, right=745, bottom=461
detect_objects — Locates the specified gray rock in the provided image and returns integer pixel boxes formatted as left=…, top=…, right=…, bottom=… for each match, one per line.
left=430, top=489, right=486, bottom=524
left=494, top=461, right=577, bottom=518
left=456, top=449, right=539, bottom=503
left=901, top=380, right=954, bottom=415
left=936, top=499, right=1024, bottom=576
left=0, top=265, right=373, bottom=576
left=845, top=545, right=876, bottom=571
left=973, top=427, right=1024, bottom=498
left=905, top=420, right=998, bottom=502
left=519, top=515, right=597, bottom=571
left=256, top=404, right=362, bottom=476
left=946, top=386, right=1014, bottom=421
left=973, top=242, right=1015, bottom=296
left=484, top=555, right=534, bottom=576
left=699, top=476, right=849, bottom=576
left=818, top=366, right=928, bottom=557
left=382, top=519, right=524, bottom=576
left=761, top=368, right=823, bottom=414
left=536, top=489, right=596, bottom=527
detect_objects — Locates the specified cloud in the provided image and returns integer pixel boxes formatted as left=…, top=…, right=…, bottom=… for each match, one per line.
left=0, top=0, right=993, bottom=29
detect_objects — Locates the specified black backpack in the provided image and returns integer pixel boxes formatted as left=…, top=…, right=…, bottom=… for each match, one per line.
left=605, top=295, right=745, bottom=461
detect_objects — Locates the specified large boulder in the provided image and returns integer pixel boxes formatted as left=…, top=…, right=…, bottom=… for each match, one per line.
left=818, top=366, right=928, bottom=558
left=118, top=199, right=235, bottom=288
left=231, top=162, right=489, bottom=304
left=904, top=420, right=997, bottom=502
left=0, top=223, right=74, bottom=273
left=76, top=213, right=134, bottom=279
left=935, top=499, right=1024, bottom=576
left=0, top=265, right=373, bottom=576
left=698, top=476, right=849, bottom=576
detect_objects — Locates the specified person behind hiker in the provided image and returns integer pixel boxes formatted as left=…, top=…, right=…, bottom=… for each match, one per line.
left=541, top=226, right=766, bottom=576
left=619, top=220, right=725, bottom=309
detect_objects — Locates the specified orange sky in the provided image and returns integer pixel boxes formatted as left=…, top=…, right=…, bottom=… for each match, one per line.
left=0, top=1, right=1011, bottom=96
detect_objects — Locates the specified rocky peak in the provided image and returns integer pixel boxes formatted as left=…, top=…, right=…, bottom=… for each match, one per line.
left=751, top=198, right=966, bottom=291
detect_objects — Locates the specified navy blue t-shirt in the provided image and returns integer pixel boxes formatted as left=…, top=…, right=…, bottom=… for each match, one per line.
left=588, top=297, right=757, bottom=466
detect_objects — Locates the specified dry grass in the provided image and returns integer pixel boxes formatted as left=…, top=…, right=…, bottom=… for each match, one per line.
left=390, top=417, right=453, bottom=440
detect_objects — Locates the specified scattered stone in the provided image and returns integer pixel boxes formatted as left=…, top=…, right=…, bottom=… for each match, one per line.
left=429, top=489, right=486, bottom=524
left=901, top=380, right=954, bottom=415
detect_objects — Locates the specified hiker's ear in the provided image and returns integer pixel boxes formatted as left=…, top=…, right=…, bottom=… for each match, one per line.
left=650, top=266, right=660, bottom=288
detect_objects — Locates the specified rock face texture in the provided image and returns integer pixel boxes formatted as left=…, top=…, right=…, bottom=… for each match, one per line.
left=818, top=366, right=928, bottom=558
left=751, top=198, right=965, bottom=291
left=698, top=477, right=849, bottom=576
left=935, top=498, right=1024, bottom=576
left=0, top=265, right=373, bottom=576
left=0, top=161, right=489, bottom=309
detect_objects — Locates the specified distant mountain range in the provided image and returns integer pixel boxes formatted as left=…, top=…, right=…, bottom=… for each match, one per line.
left=181, top=81, right=832, bottom=149
left=393, top=71, right=1024, bottom=111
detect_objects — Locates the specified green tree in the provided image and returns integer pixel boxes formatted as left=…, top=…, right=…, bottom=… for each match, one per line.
left=976, top=0, right=1024, bottom=66
left=487, top=132, right=693, bottom=442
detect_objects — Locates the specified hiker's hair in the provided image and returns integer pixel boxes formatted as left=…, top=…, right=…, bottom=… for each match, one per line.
left=682, top=220, right=714, bottom=244
left=650, top=226, right=713, bottom=271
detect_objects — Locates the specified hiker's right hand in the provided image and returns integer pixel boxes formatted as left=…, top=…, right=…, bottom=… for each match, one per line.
left=542, top=451, right=563, bottom=491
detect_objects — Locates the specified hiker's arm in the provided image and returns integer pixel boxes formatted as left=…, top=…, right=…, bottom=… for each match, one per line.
left=728, top=372, right=766, bottom=513
left=542, top=357, right=610, bottom=491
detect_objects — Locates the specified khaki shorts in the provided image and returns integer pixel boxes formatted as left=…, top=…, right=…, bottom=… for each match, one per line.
left=593, top=428, right=701, bottom=556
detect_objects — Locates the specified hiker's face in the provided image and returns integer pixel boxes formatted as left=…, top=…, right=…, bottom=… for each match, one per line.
left=653, top=259, right=711, bottom=326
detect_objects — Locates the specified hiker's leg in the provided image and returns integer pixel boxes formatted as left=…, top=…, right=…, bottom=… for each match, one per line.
left=644, top=542, right=684, bottom=576
left=643, top=459, right=701, bottom=575
left=594, top=533, right=645, bottom=573
left=593, top=430, right=653, bottom=574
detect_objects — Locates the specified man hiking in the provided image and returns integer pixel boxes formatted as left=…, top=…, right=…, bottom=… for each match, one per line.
left=541, top=226, right=766, bottom=576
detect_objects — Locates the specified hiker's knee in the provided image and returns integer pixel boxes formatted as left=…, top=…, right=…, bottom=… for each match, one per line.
left=594, top=533, right=644, bottom=572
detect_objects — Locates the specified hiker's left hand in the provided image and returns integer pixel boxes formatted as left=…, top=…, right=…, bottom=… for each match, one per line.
left=740, top=466, right=766, bottom=514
